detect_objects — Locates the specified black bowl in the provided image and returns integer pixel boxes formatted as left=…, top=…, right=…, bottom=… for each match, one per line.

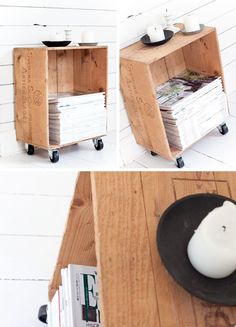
left=157, top=193, right=236, bottom=305
left=42, top=41, right=71, bottom=47
left=141, top=30, right=174, bottom=46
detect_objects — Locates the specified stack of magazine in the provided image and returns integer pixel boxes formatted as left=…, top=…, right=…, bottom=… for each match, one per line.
left=47, top=264, right=101, bottom=327
left=156, top=70, right=229, bottom=150
left=49, top=92, right=106, bottom=145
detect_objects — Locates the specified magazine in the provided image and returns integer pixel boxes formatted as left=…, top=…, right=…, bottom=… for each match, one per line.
left=156, top=70, right=229, bottom=150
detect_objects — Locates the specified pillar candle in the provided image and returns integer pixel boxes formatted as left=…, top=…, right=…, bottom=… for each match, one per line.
left=187, top=201, right=236, bottom=279
left=50, top=33, right=64, bottom=41
left=147, top=25, right=165, bottom=43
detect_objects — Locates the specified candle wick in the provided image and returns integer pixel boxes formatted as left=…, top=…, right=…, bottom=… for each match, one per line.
left=222, top=225, right=226, bottom=232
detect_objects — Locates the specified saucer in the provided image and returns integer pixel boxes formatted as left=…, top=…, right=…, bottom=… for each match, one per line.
left=140, top=30, right=174, bottom=46
left=180, top=24, right=205, bottom=35
left=78, top=42, right=98, bottom=46
left=157, top=193, right=236, bottom=305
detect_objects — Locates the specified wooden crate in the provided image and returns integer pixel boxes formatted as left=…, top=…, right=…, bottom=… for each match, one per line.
left=49, top=171, right=236, bottom=327
left=14, top=46, right=108, bottom=150
left=120, top=26, right=228, bottom=162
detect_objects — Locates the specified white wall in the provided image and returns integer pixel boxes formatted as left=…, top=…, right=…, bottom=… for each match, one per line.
left=0, top=170, right=78, bottom=327
left=120, top=0, right=236, bottom=165
left=0, top=0, right=117, bottom=156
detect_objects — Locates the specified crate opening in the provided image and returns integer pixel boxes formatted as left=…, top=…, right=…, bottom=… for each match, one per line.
left=150, top=33, right=222, bottom=89
left=47, top=48, right=107, bottom=147
left=150, top=36, right=227, bottom=153
left=48, top=48, right=107, bottom=97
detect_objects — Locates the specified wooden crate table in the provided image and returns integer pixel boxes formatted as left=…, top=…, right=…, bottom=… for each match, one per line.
left=120, top=26, right=229, bottom=168
left=14, top=46, right=108, bottom=162
left=48, top=171, right=236, bottom=327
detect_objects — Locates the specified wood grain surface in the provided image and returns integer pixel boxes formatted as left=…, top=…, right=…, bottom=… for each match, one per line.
left=91, top=172, right=160, bottom=327
left=48, top=172, right=96, bottom=300
left=49, top=172, right=236, bottom=326
left=120, top=26, right=216, bottom=64
left=141, top=172, right=236, bottom=327
left=14, top=47, right=49, bottom=148
left=120, top=59, right=173, bottom=159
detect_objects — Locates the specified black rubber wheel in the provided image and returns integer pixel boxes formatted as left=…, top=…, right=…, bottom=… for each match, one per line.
left=94, top=139, right=104, bottom=151
left=151, top=151, right=158, bottom=156
left=176, top=157, right=185, bottom=169
left=38, top=304, right=47, bottom=324
left=27, top=144, right=34, bottom=155
left=218, top=123, right=229, bottom=135
left=49, top=150, right=59, bottom=163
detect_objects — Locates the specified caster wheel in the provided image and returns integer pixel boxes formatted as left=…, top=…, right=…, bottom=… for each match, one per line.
left=176, top=157, right=185, bottom=169
left=151, top=151, right=158, bottom=156
left=218, top=123, right=229, bottom=135
left=93, top=138, right=104, bottom=151
left=38, top=304, right=47, bottom=324
left=49, top=150, right=59, bottom=163
left=27, top=144, right=34, bottom=155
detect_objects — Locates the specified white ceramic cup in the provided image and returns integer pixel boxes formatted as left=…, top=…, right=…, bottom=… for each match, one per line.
left=184, top=15, right=200, bottom=33
left=81, top=30, right=96, bottom=43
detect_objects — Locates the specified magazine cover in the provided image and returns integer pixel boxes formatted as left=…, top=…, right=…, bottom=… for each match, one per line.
left=68, top=264, right=101, bottom=327
left=156, top=70, right=219, bottom=108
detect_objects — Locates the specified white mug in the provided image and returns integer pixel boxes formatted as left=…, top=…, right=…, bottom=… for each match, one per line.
left=81, top=30, right=96, bottom=43
left=184, top=15, right=200, bottom=33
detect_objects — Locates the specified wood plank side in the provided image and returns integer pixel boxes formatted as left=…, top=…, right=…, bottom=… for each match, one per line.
left=183, top=31, right=225, bottom=86
left=56, top=49, right=74, bottom=93
left=74, top=49, right=92, bottom=92
left=141, top=172, right=197, bottom=327
left=14, top=48, right=49, bottom=147
left=91, top=172, right=159, bottom=327
left=120, top=58, right=173, bottom=159
left=120, top=26, right=215, bottom=63
left=48, top=50, right=57, bottom=94
left=150, top=58, right=169, bottom=87
left=165, top=48, right=186, bottom=79
left=74, top=48, right=108, bottom=95
left=48, top=172, right=96, bottom=301
left=90, top=48, right=108, bottom=94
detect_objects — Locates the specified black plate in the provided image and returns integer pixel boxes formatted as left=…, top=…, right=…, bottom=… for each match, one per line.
left=157, top=193, right=236, bottom=305
left=141, top=30, right=174, bottom=46
left=42, top=41, right=71, bottom=47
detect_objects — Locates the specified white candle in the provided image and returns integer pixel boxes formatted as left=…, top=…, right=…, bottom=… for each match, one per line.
left=147, top=25, right=165, bottom=43
left=187, top=201, right=236, bottom=279
left=50, top=33, right=64, bottom=41
left=184, top=15, right=200, bottom=33
left=81, top=30, right=96, bottom=43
